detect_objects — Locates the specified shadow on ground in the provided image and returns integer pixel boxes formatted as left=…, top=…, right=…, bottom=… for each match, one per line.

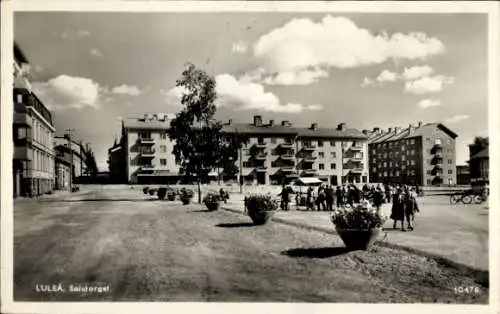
left=38, top=198, right=160, bottom=203
left=216, top=222, right=255, bottom=228
left=281, top=247, right=353, bottom=258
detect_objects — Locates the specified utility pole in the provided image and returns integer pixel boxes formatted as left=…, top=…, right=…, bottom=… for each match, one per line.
left=65, top=128, right=75, bottom=192
left=79, top=140, right=83, bottom=178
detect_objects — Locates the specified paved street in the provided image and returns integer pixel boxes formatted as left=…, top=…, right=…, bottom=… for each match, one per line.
left=14, top=187, right=488, bottom=303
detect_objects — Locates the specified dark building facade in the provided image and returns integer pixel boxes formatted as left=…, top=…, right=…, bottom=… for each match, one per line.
left=367, top=122, right=458, bottom=186
left=468, top=138, right=489, bottom=186
left=456, top=165, right=470, bottom=186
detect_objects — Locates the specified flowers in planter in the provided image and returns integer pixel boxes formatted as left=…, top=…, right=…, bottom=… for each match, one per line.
left=330, top=201, right=386, bottom=230
left=180, top=188, right=194, bottom=204
left=157, top=187, right=167, bottom=200
left=143, top=187, right=150, bottom=195
left=166, top=188, right=176, bottom=201
left=203, top=192, right=221, bottom=204
left=148, top=188, right=157, bottom=196
left=245, top=194, right=279, bottom=213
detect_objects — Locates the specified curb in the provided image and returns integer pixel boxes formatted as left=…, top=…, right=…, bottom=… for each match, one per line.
left=220, top=205, right=489, bottom=280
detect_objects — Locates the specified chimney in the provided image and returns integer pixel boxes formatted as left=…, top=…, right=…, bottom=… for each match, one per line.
left=394, top=127, right=401, bottom=133
left=373, top=127, right=380, bottom=133
left=152, top=113, right=158, bottom=120
left=228, top=119, right=232, bottom=125
left=337, top=122, right=346, bottom=131
left=388, top=127, right=393, bottom=133
left=281, top=120, right=290, bottom=126
left=269, top=120, right=274, bottom=126
left=311, top=123, right=318, bottom=130
left=409, top=123, right=415, bottom=133
left=362, top=130, right=368, bottom=135
left=418, top=121, right=423, bottom=128
left=253, top=115, right=262, bottom=126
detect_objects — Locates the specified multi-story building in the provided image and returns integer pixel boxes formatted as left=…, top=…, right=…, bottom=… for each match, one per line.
left=220, top=115, right=369, bottom=186
left=13, top=42, right=56, bottom=197
left=456, top=165, right=470, bottom=186
left=54, top=145, right=71, bottom=190
left=367, top=122, right=458, bottom=186
left=122, top=113, right=181, bottom=184
left=107, top=139, right=127, bottom=184
left=468, top=137, right=489, bottom=186
left=54, top=136, right=88, bottom=179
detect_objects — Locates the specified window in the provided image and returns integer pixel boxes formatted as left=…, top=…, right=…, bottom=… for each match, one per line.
left=402, top=165, right=406, bottom=170
left=270, top=138, right=276, bottom=144
left=16, top=94, right=23, bottom=104
left=447, top=139, right=452, bottom=145
left=427, top=170, right=432, bottom=175
left=160, top=145, right=167, bottom=153
left=373, top=158, right=377, bottom=163
left=243, top=161, right=250, bottom=167
left=389, top=152, right=393, bottom=157
left=389, top=162, right=393, bottom=167
left=410, top=139, right=415, bottom=145
left=426, top=137, right=431, bottom=144
left=448, top=169, right=453, bottom=174
left=396, top=171, right=400, bottom=176
left=319, top=152, right=324, bottom=158
left=427, top=179, right=432, bottom=185
left=411, top=170, right=415, bottom=175
left=258, top=137, right=265, bottom=144
left=389, top=142, right=393, bottom=147
left=330, top=163, right=336, bottom=169
left=395, top=151, right=400, bottom=157
left=406, top=150, right=410, bottom=155
left=401, top=145, right=405, bottom=151
left=318, top=140, right=324, bottom=147
left=448, top=159, right=452, bottom=164
left=411, top=149, right=415, bottom=155
left=330, top=141, right=336, bottom=147
left=402, top=155, right=406, bottom=161
left=383, top=162, right=387, bottom=167
left=160, top=132, right=167, bottom=140
left=411, top=160, right=415, bottom=166
left=435, top=138, right=442, bottom=145
left=319, top=163, right=325, bottom=170
left=384, top=171, right=387, bottom=177
left=330, top=152, right=336, bottom=158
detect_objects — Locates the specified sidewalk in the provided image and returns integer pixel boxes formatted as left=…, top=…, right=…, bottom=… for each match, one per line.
left=222, top=198, right=489, bottom=273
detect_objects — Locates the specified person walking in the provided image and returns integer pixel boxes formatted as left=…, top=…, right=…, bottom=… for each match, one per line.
left=306, top=186, right=313, bottom=211
left=325, top=185, right=334, bottom=211
left=279, top=185, right=292, bottom=211
left=336, top=186, right=343, bottom=207
left=316, top=185, right=326, bottom=211
left=373, top=186, right=384, bottom=212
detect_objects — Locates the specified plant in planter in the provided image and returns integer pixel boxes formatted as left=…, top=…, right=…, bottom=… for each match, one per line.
left=245, top=194, right=278, bottom=225
left=143, top=187, right=150, bottom=195
left=330, top=201, right=387, bottom=251
left=157, top=187, right=167, bottom=200
left=148, top=188, right=157, bottom=196
left=203, top=192, right=221, bottom=211
left=166, top=189, right=176, bottom=201
left=180, top=188, right=194, bottom=205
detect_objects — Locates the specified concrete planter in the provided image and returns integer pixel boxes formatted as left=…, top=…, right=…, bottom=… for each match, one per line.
left=335, top=227, right=383, bottom=251
left=205, top=202, right=220, bottom=211
left=248, top=210, right=275, bottom=225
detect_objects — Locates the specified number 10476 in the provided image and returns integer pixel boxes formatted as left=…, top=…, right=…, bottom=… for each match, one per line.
left=454, top=286, right=481, bottom=294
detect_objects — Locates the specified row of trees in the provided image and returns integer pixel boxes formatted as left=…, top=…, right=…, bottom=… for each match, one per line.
left=167, top=63, right=247, bottom=203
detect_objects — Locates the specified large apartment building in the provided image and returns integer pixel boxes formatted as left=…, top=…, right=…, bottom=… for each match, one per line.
left=121, top=113, right=181, bottom=184
left=468, top=137, right=489, bottom=186
left=220, top=115, right=369, bottom=186
left=13, top=43, right=56, bottom=197
left=366, top=122, right=458, bottom=186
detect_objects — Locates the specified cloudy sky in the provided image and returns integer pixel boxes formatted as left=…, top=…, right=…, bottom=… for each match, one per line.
left=14, top=12, right=488, bottom=170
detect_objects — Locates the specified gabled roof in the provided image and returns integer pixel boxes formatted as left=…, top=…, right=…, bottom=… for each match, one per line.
left=470, top=148, right=488, bottom=160
left=368, top=122, right=458, bottom=145
left=123, top=118, right=171, bottom=130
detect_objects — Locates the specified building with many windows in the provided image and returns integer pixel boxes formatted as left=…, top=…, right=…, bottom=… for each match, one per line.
left=468, top=137, right=489, bottom=186
left=220, top=115, right=369, bottom=186
left=121, top=113, right=181, bottom=184
left=13, top=43, right=56, bottom=197
left=367, top=122, right=457, bottom=186
left=114, top=113, right=369, bottom=185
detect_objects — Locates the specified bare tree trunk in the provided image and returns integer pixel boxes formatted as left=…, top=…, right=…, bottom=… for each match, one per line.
left=197, top=178, right=202, bottom=204
left=218, top=166, right=221, bottom=185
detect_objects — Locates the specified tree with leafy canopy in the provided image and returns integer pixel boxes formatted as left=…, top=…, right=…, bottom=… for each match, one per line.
left=167, top=63, right=220, bottom=204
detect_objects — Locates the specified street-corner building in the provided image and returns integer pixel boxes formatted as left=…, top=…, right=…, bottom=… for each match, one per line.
left=366, top=122, right=458, bottom=186
left=13, top=43, right=55, bottom=197
left=468, top=138, right=489, bottom=186
left=121, top=113, right=181, bottom=184
left=54, top=145, right=71, bottom=191
left=220, top=115, right=369, bottom=186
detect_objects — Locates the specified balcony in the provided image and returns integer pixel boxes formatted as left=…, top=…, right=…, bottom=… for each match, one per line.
left=348, top=145, right=364, bottom=151
left=139, top=137, right=155, bottom=144
left=255, top=166, right=267, bottom=172
left=302, top=143, right=316, bottom=151
left=303, top=154, right=317, bottom=163
left=140, top=164, right=155, bottom=170
left=254, top=142, right=267, bottom=148
left=350, top=168, right=364, bottom=174
left=346, top=156, right=363, bottom=162
left=302, top=169, right=318, bottom=175
left=140, top=150, right=156, bottom=158
left=281, top=153, right=295, bottom=160
left=434, top=152, right=443, bottom=158
left=280, top=166, right=295, bottom=173
left=254, top=152, right=267, bottom=160
left=433, top=164, right=443, bottom=170
left=433, top=142, right=442, bottom=148
left=280, top=142, right=294, bottom=149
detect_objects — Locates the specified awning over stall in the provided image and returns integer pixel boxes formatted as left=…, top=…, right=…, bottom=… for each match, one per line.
left=295, top=177, right=323, bottom=185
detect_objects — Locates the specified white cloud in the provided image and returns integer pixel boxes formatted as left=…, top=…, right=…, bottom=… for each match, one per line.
left=162, top=86, right=188, bottom=107
left=34, top=66, right=43, bottom=73
left=417, top=99, right=441, bottom=109
left=111, top=84, right=141, bottom=96
left=90, top=48, right=103, bottom=57
left=445, top=114, right=470, bottom=124
left=376, top=69, right=398, bottom=82
left=403, top=65, right=434, bottom=80
left=263, top=68, right=328, bottom=85
left=77, top=30, right=91, bottom=37
left=231, top=41, right=248, bottom=54
left=239, top=68, right=266, bottom=84
left=32, top=75, right=100, bottom=110
left=360, top=77, right=373, bottom=87
left=306, top=104, right=324, bottom=111
left=253, top=15, right=445, bottom=75
left=405, top=75, right=454, bottom=94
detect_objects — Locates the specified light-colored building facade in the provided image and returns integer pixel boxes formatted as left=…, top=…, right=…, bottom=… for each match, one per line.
left=122, top=113, right=181, bottom=184
left=366, top=122, right=458, bottom=186
left=13, top=43, right=56, bottom=197
left=53, top=136, right=88, bottom=179
left=220, top=116, right=369, bottom=186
